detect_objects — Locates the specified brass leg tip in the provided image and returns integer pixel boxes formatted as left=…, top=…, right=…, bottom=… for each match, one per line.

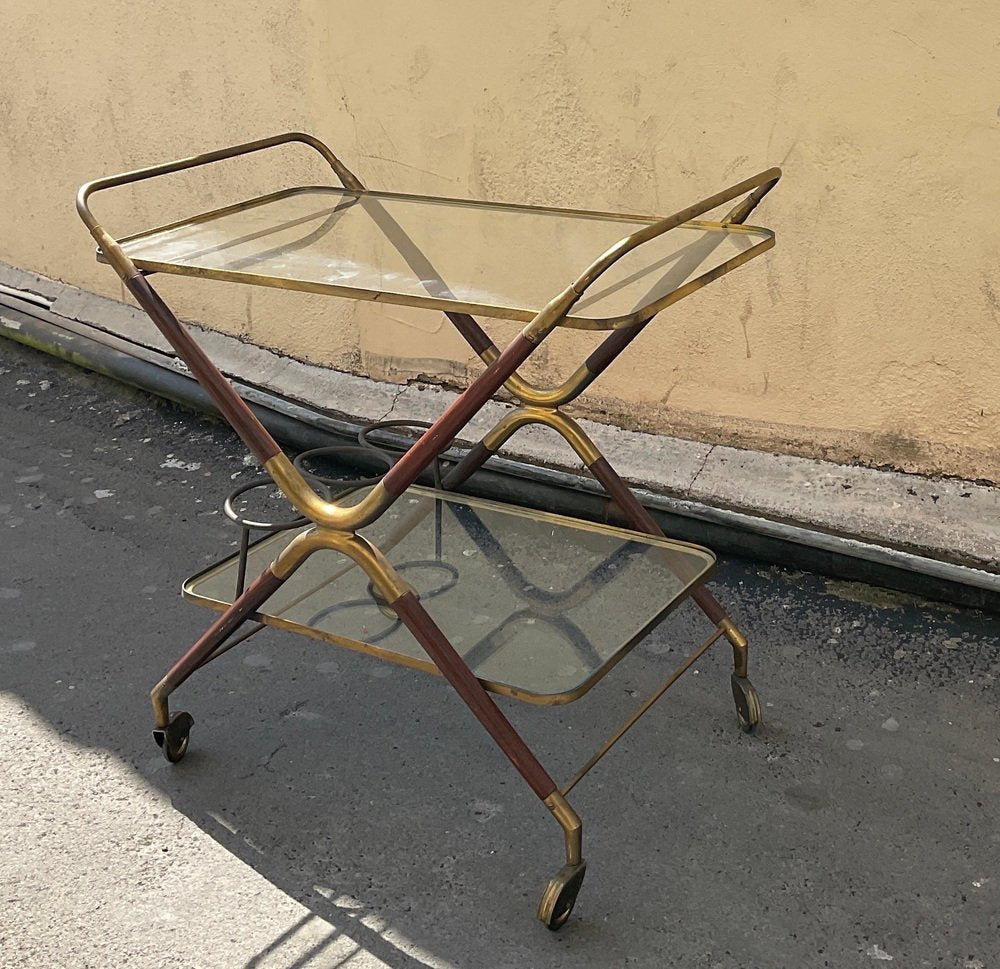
left=719, top=618, right=749, bottom=678
left=150, top=683, right=171, bottom=729
left=544, top=791, right=583, bottom=866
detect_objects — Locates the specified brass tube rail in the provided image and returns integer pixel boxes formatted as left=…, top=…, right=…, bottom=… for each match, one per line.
left=560, top=626, right=725, bottom=796
left=521, top=167, right=780, bottom=341
left=76, top=130, right=363, bottom=235
left=446, top=166, right=780, bottom=407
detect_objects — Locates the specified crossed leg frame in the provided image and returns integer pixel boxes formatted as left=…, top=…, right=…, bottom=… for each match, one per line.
left=147, top=310, right=760, bottom=930
left=76, top=136, right=776, bottom=929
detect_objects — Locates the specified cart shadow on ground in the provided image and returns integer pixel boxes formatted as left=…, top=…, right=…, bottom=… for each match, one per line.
left=2, top=342, right=999, bottom=968
left=138, top=571, right=1000, bottom=969
left=10, top=523, right=1000, bottom=969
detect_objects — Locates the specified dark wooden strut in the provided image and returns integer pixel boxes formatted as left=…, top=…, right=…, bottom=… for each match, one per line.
left=441, top=440, right=492, bottom=490
left=159, top=567, right=287, bottom=694
left=390, top=590, right=558, bottom=800
left=448, top=308, right=650, bottom=391
left=583, top=323, right=648, bottom=377
left=381, top=333, right=538, bottom=498
left=125, top=274, right=283, bottom=466
left=445, top=311, right=494, bottom=356
left=587, top=456, right=727, bottom=623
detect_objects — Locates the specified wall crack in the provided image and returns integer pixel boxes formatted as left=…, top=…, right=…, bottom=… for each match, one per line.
left=377, top=383, right=407, bottom=422
left=687, top=445, right=716, bottom=494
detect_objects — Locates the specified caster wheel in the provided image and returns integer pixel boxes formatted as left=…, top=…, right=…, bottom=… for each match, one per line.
left=731, top=674, right=762, bottom=733
left=537, top=861, right=586, bottom=931
left=152, top=711, right=194, bottom=763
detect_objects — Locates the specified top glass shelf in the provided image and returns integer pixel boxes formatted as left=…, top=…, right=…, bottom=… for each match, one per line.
left=115, top=187, right=773, bottom=330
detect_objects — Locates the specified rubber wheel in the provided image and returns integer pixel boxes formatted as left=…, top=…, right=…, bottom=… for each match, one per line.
left=537, top=861, right=586, bottom=931
left=153, top=711, right=195, bottom=763
left=731, top=674, right=762, bottom=733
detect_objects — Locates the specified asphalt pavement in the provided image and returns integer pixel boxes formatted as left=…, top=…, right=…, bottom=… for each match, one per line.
left=1, top=337, right=998, bottom=969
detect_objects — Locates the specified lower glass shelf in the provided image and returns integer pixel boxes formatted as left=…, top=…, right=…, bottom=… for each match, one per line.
left=183, top=486, right=715, bottom=705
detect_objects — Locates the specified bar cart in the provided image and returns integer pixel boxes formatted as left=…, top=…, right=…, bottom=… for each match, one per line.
left=77, top=132, right=779, bottom=929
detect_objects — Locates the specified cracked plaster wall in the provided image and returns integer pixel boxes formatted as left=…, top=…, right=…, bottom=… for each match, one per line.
left=2, top=0, right=998, bottom=480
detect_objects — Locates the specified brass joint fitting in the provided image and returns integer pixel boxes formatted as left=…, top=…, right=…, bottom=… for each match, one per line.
left=150, top=682, right=171, bottom=729
left=718, top=617, right=749, bottom=679
left=544, top=791, right=583, bottom=866
left=92, top=226, right=138, bottom=280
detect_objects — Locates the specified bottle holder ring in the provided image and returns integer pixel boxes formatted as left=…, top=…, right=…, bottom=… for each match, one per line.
left=357, top=420, right=446, bottom=487
left=292, top=443, right=395, bottom=490
left=223, top=476, right=310, bottom=533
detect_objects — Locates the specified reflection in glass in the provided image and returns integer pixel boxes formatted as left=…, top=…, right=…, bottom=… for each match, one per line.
left=186, top=487, right=714, bottom=702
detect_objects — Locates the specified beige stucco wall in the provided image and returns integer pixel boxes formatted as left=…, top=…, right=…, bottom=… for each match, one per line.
left=2, top=1, right=998, bottom=480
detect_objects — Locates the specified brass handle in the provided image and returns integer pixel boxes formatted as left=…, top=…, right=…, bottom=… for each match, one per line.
left=571, top=167, right=781, bottom=298
left=722, top=169, right=782, bottom=225
left=75, top=131, right=364, bottom=279
left=522, top=167, right=781, bottom=341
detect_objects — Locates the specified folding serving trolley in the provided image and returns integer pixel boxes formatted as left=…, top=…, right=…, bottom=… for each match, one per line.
left=77, top=132, right=780, bottom=929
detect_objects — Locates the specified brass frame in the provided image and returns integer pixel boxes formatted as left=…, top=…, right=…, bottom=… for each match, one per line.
left=77, top=131, right=779, bottom=928
left=95, top=185, right=774, bottom=331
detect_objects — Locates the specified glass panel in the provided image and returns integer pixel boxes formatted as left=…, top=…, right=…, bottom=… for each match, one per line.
left=121, top=187, right=770, bottom=325
left=186, top=488, right=714, bottom=701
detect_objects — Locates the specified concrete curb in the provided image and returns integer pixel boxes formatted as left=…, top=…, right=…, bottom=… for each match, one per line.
left=1, top=276, right=997, bottom=614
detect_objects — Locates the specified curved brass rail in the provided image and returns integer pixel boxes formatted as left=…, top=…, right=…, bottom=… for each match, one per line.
left=522, top=166, right=781, bottom=341
left=452, top=167, right=781, bottom=405
left=76, top=131, right=364, bottom=278
left=481, top=406, right=602, bottom=466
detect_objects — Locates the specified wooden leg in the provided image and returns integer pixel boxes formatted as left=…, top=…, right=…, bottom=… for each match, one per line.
left=390, top=588, right=585, bottom=918
left=441, top=440, right=493, bottom=489
left=587, top=454, right=750, bottom=674
left=390, top=590, right=557, bottom=799
left=150, top=566, right=286, bottom=728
